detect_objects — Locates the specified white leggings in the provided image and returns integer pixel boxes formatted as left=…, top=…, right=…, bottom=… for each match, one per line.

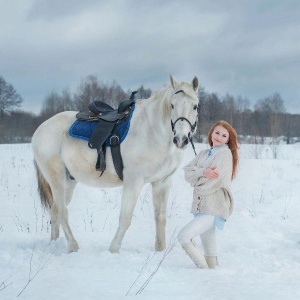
left=177, top=214, right=217, bottom=256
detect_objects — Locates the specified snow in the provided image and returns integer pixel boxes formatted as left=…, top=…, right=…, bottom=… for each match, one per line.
left=0, top=143, right=300, bottom=300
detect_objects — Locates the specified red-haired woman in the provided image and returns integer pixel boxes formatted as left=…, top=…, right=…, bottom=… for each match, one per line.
left=178, top=120, right=239, bottom=268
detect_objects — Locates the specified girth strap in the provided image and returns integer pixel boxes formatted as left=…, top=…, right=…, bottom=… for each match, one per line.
left=110, top=126, right=124, bottom=180
left=96, top=144, right=106, bottom=176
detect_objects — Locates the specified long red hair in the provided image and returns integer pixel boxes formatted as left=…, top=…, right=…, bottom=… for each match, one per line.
left=207, top=120, right=239, bottom=180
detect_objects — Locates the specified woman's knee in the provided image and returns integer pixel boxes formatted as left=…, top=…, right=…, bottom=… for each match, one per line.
left=177, top=227, right=193, bottom=246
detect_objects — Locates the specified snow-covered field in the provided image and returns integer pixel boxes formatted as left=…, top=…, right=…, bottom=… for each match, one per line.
left=0, top=143, right=300, bottom=300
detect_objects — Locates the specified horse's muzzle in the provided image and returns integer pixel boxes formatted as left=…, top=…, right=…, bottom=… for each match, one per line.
left=173, top=135, right=189, bottom=149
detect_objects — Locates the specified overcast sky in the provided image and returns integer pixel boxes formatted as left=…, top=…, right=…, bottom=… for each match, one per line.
left=1, top=0, right=300, bottom=114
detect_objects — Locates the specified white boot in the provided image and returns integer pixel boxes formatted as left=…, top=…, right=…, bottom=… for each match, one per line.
left=182, top=241, right=209, bottom=269
left=205, top=256, right=218, bottom=268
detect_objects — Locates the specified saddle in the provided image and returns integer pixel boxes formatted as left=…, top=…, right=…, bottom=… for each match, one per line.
left=75, top=91, right=137, bottom=180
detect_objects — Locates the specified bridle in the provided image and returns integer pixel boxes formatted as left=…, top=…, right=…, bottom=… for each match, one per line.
left=170, top=89, right=199, bottom=155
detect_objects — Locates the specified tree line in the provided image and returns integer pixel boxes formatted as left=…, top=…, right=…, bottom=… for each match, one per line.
left=0, top=74, right=300, bottom=144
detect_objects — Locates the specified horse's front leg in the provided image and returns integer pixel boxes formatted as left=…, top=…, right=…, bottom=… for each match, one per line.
left=151, top=178, right=172, bottom=251
left=109, top=178, right=144, bottom=253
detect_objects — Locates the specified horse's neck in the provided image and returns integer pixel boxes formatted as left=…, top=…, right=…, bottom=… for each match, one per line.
left=134, top=95, right=173, bottom=148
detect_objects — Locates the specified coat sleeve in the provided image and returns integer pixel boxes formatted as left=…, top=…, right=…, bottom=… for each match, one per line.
left=183, top=150, right=206, bottom=187
left=194, top=150, right=232, bottom=195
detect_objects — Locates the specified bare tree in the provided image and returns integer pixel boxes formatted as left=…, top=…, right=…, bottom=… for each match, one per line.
left=102, top=80, right=127, bottom=108
left=0, top=110, right=38, bottom=143
left=285, top=114, right=291, bottom=144
left=222, top=93, right=236, bottom=125
left=73, top=75, right=128, bottom=110
left=135, top=85, right=152, bottom=99
left=195, top=85, right=208, bottom=141
left=255, top=93, right=285, bottom=157
left=73, top=75, right=103, bottom=111
left=40, top=89, right=73, bottom=119
left=0, top=76, right=23, bottom=118
left=269, top=93, right=285, bottom=157
left=206, top=93, right=223, bottom=123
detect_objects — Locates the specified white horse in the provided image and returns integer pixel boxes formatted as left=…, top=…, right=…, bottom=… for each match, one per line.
left=32, top=75, right=199, bottom=253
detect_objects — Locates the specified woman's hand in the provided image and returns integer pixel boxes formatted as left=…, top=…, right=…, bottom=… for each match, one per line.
left=203, top=166, right=219, bottom=179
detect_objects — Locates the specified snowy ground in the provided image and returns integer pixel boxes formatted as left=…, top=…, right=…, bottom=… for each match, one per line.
left=0, top=142, right=300, bottom=300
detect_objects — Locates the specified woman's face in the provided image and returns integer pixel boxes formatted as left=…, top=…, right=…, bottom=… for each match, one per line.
left=211, top=125, right=229, bottom=148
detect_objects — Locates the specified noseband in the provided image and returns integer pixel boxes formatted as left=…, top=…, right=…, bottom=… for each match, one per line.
left=171, top=90, right=199, bottom=155
left=171, top=116, right=197, bottom=134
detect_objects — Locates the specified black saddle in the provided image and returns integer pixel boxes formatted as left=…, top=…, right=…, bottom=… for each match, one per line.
left=75, top=91, right=137, bottom=180
left=77, top=98, right=135, bottom=122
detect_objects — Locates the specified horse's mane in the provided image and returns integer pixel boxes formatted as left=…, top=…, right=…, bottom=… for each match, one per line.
left=147, top=85, right=173, bottom=122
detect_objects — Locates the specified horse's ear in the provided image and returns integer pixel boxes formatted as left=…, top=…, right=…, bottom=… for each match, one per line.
left=170, top=75, right=179, bottom=90
left=192, top=76, right=199, bottom=92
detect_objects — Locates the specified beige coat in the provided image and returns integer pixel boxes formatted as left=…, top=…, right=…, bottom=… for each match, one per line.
left=183, top=145, right=234, bottom=220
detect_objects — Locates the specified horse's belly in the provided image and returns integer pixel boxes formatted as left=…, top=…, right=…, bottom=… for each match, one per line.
left=62, top=137, right=122, bottom=188
left=75, top=170, right=123, bottom=188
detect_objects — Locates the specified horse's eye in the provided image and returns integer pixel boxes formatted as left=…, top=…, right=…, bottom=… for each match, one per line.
left=193, top=105, right=198, bottom=110
left=171, top=104, right=174, bottom=109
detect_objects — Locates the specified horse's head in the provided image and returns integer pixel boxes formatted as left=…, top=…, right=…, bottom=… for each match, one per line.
left=170, top=75, right=199, bottom=150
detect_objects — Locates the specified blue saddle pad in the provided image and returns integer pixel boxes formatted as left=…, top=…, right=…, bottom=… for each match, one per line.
left=69, top=103, right=135, bottom=147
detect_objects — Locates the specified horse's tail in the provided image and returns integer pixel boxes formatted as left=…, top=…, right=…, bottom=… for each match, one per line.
left=34, top=160, right=53, bottom=209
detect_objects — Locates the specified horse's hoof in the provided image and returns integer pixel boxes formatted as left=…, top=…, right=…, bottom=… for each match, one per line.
left=155, top=243, right=166, bottom=252
left=109, top=245, right=120, bottom=253
left=68, top=241, right=79, bottom=253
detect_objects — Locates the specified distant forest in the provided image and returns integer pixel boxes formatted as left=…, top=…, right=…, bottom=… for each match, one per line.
left=1, top=74, right=300, bottom=144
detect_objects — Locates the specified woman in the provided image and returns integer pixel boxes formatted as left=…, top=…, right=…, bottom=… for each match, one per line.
left=177, top=120, right=239, bottom=269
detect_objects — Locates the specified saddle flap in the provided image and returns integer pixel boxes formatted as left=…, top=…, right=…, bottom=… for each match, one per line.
left=88, top=121, right=116, bottom=150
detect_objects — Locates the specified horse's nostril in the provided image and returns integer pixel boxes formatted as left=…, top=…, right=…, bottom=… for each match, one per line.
left=173, top=137, right=179, bottom=144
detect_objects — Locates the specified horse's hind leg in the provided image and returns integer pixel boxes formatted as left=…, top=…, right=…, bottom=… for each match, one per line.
left=50, top=210, right=60, bottom=241
left=47, top=158, right=79, bottom=253
left=50, top=178, right=77, bottom=241
left=151, top=178, right=172, bottom=251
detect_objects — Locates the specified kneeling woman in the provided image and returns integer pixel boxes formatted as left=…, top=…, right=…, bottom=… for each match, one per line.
left=178, top=120, right=239, bottom=268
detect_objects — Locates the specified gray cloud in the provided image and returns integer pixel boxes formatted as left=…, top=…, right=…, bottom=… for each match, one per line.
left=1, top=0, right=300, bottom=114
